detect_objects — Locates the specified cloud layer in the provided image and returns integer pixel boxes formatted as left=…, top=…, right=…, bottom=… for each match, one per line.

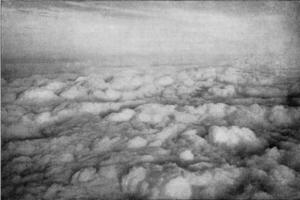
left=2, top=65, right=300, bottom=199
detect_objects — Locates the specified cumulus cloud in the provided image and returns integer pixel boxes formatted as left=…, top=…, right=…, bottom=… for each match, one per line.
left=60, top=85, right=89, bottom=99
left=208, top=126, right=262, bottom=151
left=1, top=65, right=300, bottom=200
left=269, top=105, right=300, bottom=127
left=127, top=136, right=148, bottom=149
left=136, top=103, right=176, bottom=126
left=18, top=88, right=60, bottom=103
left=106, top=109, right=135, bottom=122
left=164, top=176, right=192, bottom=199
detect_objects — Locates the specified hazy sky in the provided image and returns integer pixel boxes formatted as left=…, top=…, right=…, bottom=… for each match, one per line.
left=2, top=1, right=300, bottom=64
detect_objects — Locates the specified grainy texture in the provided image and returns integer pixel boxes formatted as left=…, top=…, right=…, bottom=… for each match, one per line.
left=2, top=66, right=300, bottom=199
left=1, top=1, right=300, bottom=200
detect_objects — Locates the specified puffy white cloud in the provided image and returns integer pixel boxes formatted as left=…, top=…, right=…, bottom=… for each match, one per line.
left=35, top=112, right=55, bottom=125
left=18, top=88, right=59, bottom=103
left=208, top=126, right=261, bottom=151
left=42, top=81, right=66, bottom=92
left=270, top=165, right=295, bottom=185
left=127, top=136, right=147, bottom=149
left=60, top=85, right=88, bottom=99
left=98, top=165, right=118, bottom=180
left=269, top=105, right=300, bottom=126
left=107, top=109, right=135, bottom=122
left=164, top=176, right=192, bottom=199
left=136, top=104, right=176, bottom=125
left=179, top=149, right=194, bottom=161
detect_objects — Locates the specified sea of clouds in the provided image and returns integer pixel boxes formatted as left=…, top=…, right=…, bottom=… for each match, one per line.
left=2, top=65, right=300, bottom=199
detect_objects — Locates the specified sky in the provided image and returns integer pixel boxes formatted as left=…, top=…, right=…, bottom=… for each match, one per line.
left=2, top=1, right=300, bottom=66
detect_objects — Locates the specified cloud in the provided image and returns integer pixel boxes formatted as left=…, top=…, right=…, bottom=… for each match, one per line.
left=2, top=64, right=300, bottom=200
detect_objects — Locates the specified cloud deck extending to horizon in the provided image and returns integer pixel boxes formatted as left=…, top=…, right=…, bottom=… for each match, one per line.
left=1, top=1, right=300, bottom=199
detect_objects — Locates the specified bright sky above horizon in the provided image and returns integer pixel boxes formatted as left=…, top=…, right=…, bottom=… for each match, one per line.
left=2, top=1, right=300, bottom=64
